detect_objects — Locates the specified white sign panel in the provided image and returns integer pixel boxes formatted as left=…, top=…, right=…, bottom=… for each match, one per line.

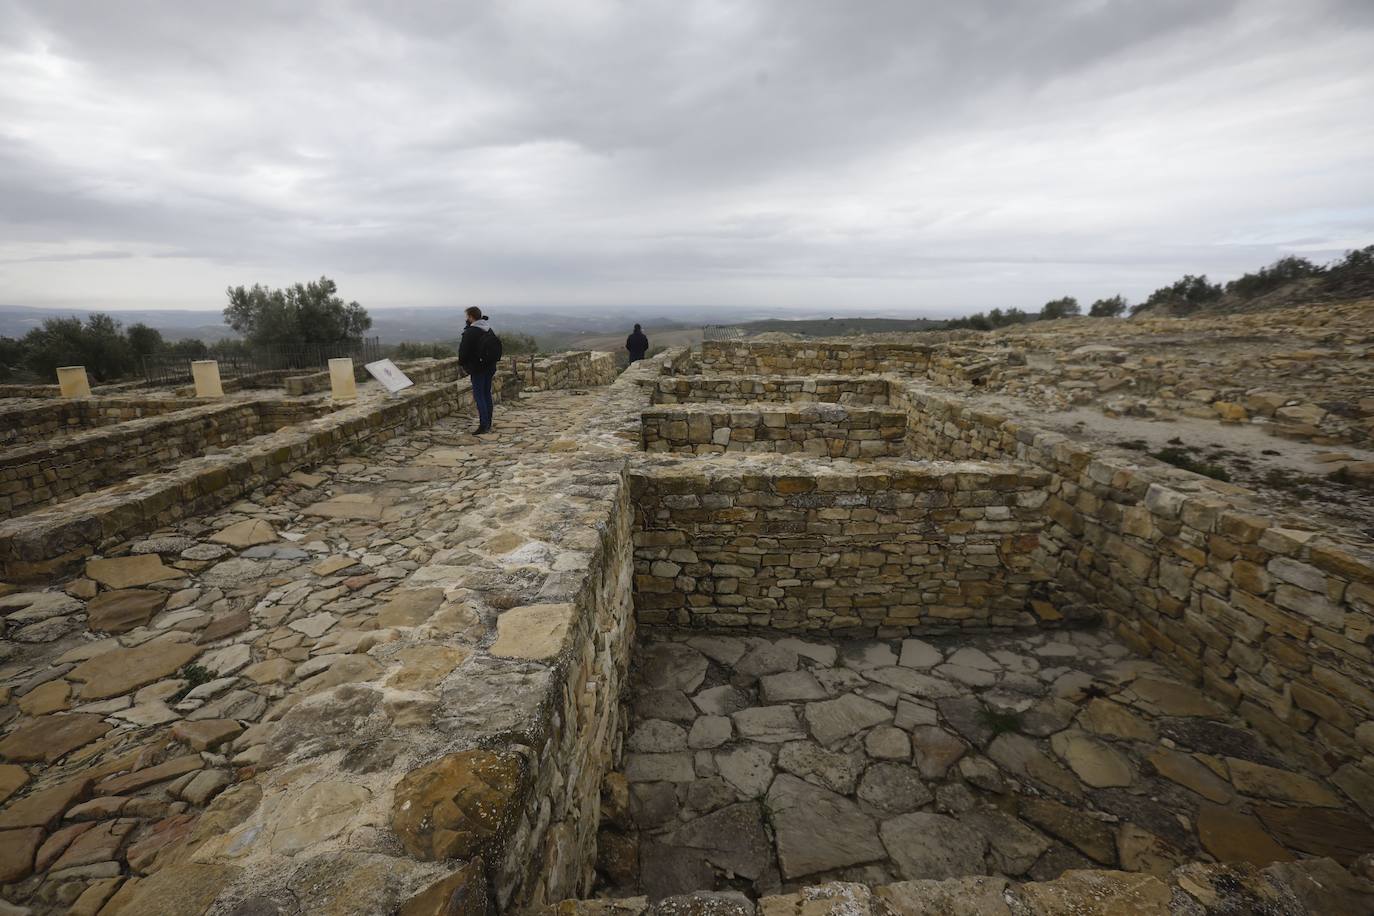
left=364, top=359, right=414, bottom=393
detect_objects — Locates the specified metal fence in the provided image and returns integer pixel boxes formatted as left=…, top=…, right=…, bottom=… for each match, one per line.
left=141, top=338, right=383, bottom=386
left=702, top=325, right=745, bottom=341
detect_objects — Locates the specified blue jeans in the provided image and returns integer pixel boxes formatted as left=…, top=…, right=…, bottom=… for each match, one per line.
left=471, top=369, right=494, bottom=428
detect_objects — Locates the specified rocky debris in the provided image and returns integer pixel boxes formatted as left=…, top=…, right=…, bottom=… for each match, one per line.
left=602, top=626, right=1365, bottom=901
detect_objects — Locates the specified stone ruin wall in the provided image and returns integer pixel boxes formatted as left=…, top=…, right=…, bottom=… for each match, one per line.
left=0, top=349, right=657, bottom=913
left=0, top=397, right=218, bottom=446
left=897, top=383, right=1374, bottom=786
left=687, top=340, right=1374, bottom=785
left=0, top=372, right=523, bottom=582
left=640, top=405, right=907, bottom=458
left=630, top=462, right=1050, bottom=634
left=0, top=402, right=267, bottom=519
left=2, top=340, right=1372, bottom=914
left=650, top=375, right=891, bottom=406
left=521, top=351, right=619, bottom=391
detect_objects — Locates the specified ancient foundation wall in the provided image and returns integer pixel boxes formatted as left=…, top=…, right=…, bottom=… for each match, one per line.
left=694, top=340, right=1017, bottom=388
left=650, top=374, right=891, bottom=405
left=896, top=380, right=1374, bottom=787
left=0, top=397, right=214, bottom=445
left=0, top=374, right=521, bottom=581
left=0, top=402, right=265, bottom=518
left=697, top=340, right=935, bottom=375
left=630, top=459, right=1052, bottom=634
left=191, top=352, right=669, bottom=914
left=641, top=404, right=907, bottom=457
left=520, top=351, right=619, bottom=391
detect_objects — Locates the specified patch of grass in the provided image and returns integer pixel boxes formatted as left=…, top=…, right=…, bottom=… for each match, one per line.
left=1262, top=468, right=1319, bottom=500
left=1118, top=439, right=1148, bottom=452
left=170, top=663, right=214, bottom=703
left=1151, top=447, right=1231, bottom=482
left=977, top=706, right=1023, bottom=736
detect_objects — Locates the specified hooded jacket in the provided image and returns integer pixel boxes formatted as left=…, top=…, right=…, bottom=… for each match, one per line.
left=626, top=328, right=649, bottom=359
left=459, top=318, right=495, bottom=373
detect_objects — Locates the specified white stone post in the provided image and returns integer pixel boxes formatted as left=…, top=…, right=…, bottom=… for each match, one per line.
left=57, top=366, right=91, bottom=398
left=191, top=360, right=224, bottom=398
left=329, top=358, right=357, bottom=401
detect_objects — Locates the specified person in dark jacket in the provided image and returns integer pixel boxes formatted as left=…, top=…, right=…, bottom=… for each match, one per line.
left=626, top=324, right=649, bottom=362
left=458, top=306, right=496, bottom=434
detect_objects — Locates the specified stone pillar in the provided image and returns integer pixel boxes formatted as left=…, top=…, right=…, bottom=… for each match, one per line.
left=329, top=358, right=357, bottom=401
left=191, top=360, right=224, bottom=398
left=57, top=366, right=91, bottom=398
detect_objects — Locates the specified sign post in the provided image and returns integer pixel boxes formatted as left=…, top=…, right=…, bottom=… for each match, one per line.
left=365, top=359, right=414, bottom=397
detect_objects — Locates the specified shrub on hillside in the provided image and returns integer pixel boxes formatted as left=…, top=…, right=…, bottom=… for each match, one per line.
left=1089, top=295, right=1128, bottom=317
left=1131, top=274, right=1223, bottom=315
left=1039, top=297, right=1081, bottom=320
left=1225, top=256, right=1325, bottom=299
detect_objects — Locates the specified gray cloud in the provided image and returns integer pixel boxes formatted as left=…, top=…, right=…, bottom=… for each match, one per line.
left=0, top=0, right=1371, bottom=314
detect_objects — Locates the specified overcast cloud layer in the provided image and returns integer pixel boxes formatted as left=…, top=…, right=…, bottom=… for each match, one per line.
left=2, top=0, right=1373, bottom=315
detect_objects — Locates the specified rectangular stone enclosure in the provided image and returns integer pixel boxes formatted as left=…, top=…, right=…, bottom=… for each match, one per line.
left=631, top=461, right=1053, bottom=633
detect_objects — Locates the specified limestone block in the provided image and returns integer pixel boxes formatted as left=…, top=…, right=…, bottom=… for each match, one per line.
left=57, top=366, right=91, bottom=397
left=192, top=360, right=224, bottom=398
left=329, top=358, right=358, bottom=400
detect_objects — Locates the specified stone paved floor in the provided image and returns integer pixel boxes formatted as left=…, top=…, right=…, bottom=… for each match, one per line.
left=0, top=389, right=603, bottom=913
left=598, top=627, right=1374, bottom=900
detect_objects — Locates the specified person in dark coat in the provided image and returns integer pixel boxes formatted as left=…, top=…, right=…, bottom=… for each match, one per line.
left=626, top=324, right=649, bottom=362
left=458, top=306, right=496, bottom=434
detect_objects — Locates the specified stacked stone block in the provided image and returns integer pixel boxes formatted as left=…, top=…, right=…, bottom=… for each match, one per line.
left=518, top=351, right=619, bottom=391
left=651, top=374, right=891, bottom=406
left=641, top=405, right=907, bottom=457
left=899, top=380, right=1374, bottom=792
left=697, top=340, right=936, bottom=375
left=0, top=397, right=214, bottom=445
left=0, top=403, right=264, bottom=518
left=631, top=460, right=1050, bottom=634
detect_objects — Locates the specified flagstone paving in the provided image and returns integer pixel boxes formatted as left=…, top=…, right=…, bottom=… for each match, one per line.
left=599, top=628, right=1374, bottom=900
left=0, top=389, right=609, bottom=913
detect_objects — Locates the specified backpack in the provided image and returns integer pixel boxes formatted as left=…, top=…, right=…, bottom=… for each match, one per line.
left=478, top=329, right=503, bottom=369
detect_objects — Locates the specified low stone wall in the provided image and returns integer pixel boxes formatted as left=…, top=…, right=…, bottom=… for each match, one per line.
left=516, top=351, right=619, bottom=391
left=651, top=374, right=891, bottom=406
left=0, top=384, right=62, bottom=398
left=0, top=397, right=208, bottom=445
left=694, top=340, right=1022, bottom=390
left=897, top=379, right=1374, bottom=790
left=641, top=405, right=907, bottom=457
left=0, top=374, right=520, bottom=581
left=0, top=402, right=264, bottom=519
left=630, top=458, right=1051, bottom=633
left=698, top=340, right=936, bottom=375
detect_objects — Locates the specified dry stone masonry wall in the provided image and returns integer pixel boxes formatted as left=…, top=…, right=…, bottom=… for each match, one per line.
left=631, top=460, right=1051, bottom=634
left=0, top=373, right=522, bottom=582
left=0, top=398, right=217, bottom=446
left=3, top=334, right=1374, bottom=915
left=650, top=375, right=892, bottom=406
left=897, top=380, right=1374, bottom=788
left=641, top=406, right=907, bottom=458
left=0, top=403, right=266, bottom=519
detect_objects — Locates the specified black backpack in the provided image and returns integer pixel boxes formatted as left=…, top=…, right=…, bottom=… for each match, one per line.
left=478, top=329, right=503, bottom=369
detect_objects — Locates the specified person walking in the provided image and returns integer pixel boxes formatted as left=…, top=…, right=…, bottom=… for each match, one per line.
left=459, top=306, right=501, bottom=435
left=626, top=323, right=649, bottom=362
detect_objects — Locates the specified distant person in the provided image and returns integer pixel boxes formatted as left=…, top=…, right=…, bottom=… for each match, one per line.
left=459, top=306, right=502, bottom=435
left=626, top=324, right=649, bottom=362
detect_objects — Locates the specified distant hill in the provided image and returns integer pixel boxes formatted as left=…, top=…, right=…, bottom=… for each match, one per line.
left=731, top=316, right=949, bottom=337
left=0, top=305, right=237, bottom=341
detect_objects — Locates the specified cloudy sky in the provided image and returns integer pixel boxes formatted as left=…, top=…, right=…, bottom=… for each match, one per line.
left=1, top=0, right=1372, bottom=315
